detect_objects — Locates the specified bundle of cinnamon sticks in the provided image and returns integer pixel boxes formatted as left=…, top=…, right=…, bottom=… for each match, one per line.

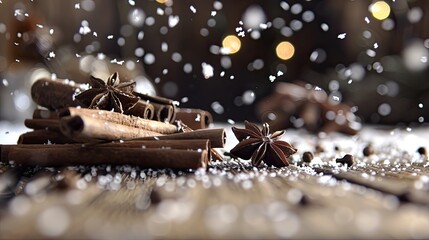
left=1, top=74, right=224, bottom=169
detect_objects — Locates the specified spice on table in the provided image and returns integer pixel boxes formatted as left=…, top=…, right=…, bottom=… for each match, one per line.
left=229, top=121, right=297, bottom=167
left=336, top=154, right=355, bottom=167
left=302, top=151, right=314, bottom=163
left=363, top=144, right=375, bottom=156
left=75, top=72, right=139, bottom=114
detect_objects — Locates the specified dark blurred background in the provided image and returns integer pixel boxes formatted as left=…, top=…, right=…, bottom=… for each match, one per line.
left=0, top=0, right=428, bottom=125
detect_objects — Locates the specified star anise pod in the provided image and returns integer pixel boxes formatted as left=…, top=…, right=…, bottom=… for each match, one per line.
left=75, top=72, right=139, bottom=113
left=230, top=121, right=297, bottom=167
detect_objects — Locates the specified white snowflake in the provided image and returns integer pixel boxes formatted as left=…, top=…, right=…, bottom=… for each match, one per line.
left=337, top=33, right=346, bottom=39
left=202, top=62, right=214, bottom=79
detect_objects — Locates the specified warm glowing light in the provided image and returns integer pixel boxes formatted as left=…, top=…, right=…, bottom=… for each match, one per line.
left=276, top=41, right=295, bottom=60
left=156, top=0, right=169, bottom=4
left=370, top=1, right=391, bottom=20
left=222, top=35, right=241, bottom=54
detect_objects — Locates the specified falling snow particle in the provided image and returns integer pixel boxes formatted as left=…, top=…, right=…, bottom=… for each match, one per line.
left=49, top=29, right=54, bottom=35
left=321, top=23, right=329, bottom=31
left=168, top=15, right=180, bottom=28
left=107, top=35, right=113, bottom=39
left=128, top=0, right=135, bottom=6
left=365, top=17, right=370, bottom=24
left=2, top=79, right=8, bottom=87
left=79, top=20, right=91, bottom=35
left=75, top=3, right=80, bottom=9
left=337, top=33, right=346, bottom=39
left=211, top=101, right=224, bottom=114
left=202, top=63, right=214, bottom=79
left=190, top=6, right=196, bottom=13
left=157, top=8, right=164, bottom=16
left=211, top=11, right=217, bottom=17
left=269, top=75, right=276, bottom=82
left=48, top=51, right=55, bottom=58
left=277, top=71, right=284, bottom=77
left=227, top=119, right=235, bottom=124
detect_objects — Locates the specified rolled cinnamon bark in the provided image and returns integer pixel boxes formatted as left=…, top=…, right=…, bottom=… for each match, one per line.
left=133, top=91, right=177, bottom=123
left=102, top=139, right=210, bottom=151
left=24, top=119, right=60, bottom=131
left=152, top=103, right=176, bottom=123
left=18, top=130, right=77, bottom=144
left=31, top=78, right=83, bottom=110
left=125, top=100, right=155, bottom=119
left=140, top=128, right=226, bottom=148
left=60, top=107, right=178, bottom=134
left=1, top=145, right=208, bottom=169
left=60, top=115, right=164, bottom=142
left=175, top=108, right=213, bottom=129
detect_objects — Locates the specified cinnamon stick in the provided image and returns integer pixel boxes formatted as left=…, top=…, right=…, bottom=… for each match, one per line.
left=101, top=139, right=210, bottom=151
left=125, top=100, right=155, bottom=119
left=18, top=130, right=77, bottom=144
left=152, top=103, right=176, bottom=123
left=24, top=119, right=60, bottom=131
left=60, top=107, right=178, bottom=134
left=1, top=145, right=208, bottom=169
left=133, top=91, right=177, bottom=123
left=140, top=128, right=226, bottom=148
left=176, top=108, right=213, bottom=129
left=59, top=115, right=164, bottom=142
left=31, top=78, right=83, bottom=110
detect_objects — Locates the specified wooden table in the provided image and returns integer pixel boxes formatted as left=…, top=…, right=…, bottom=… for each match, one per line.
left=1, top=126, right=429, bottom=239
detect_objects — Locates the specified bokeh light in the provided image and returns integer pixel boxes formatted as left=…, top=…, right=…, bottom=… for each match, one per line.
left=222, top=35, right=241, bottom=54
left=276, top=41, right=295, bottom=60
left=369, top=1, right=391, bottom=21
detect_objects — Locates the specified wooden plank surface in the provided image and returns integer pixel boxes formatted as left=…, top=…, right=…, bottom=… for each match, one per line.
left=1, top=126, right=429, bottom=239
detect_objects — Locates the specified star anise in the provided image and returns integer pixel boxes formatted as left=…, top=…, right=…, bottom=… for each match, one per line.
left=75, top=72, right=139, bottom=113
left=230, top=121, right=297, bottom=167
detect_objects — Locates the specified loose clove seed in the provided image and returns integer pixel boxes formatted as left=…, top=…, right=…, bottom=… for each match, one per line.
left=302, top=151, right=314, bottom=163
left=336, top=154, right=354, bottom=167
left=363, top=144, right=374, bottom=156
